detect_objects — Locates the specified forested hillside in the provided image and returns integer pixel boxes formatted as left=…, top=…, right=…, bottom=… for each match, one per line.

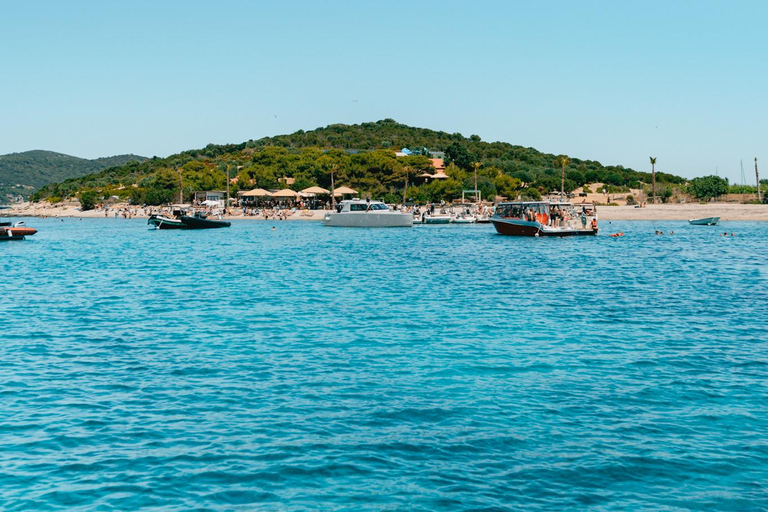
left=32, top=120, right=686, bottom=205
left=0, top=150, right=147, bottom=200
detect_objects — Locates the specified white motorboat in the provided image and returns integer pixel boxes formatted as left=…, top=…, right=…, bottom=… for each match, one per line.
left=322, top=199, right=413, bottom=227
left=451, top=213, right=476, bottom=224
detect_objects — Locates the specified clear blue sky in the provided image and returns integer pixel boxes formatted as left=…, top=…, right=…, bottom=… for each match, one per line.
left=1, top=0, right=766, bottom=183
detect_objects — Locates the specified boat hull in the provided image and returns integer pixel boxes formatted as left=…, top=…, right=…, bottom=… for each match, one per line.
left=688, top=217, right=720, bottom=226
left=148, top=216, right=185, bottom=229
left=422, top=216, right=452, bottom=224
left=0, top=226, right=37, bottom=240
left=323, top=212, right=413, bottom=227
left=491, top=219, right=597, bottom=237
left=180, top=215, right=231, bottom=229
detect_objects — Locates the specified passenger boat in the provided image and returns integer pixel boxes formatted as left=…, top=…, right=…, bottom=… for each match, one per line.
left=148, top=214, right=185, bottom=229
left=322, top=199, right=413, bottom=227
left=688, top=216, right=720, bottom=226
left=491, top=201, right=598, bottom=237
left=0, top=221, right=37, bottom=240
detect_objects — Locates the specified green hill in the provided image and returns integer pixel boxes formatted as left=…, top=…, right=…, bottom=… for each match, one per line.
left=0, top=150, right=147, bottom=200
left=32, top=120, right=687, bottom=205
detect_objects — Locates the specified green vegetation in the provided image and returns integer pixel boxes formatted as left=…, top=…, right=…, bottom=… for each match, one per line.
left=1, top=150, right=147, bottom=200
left=687, top=175, right=729, bottom=201
left=79, top=190, right=98, bottom=211
left=32, top=120, right=688, bottom=205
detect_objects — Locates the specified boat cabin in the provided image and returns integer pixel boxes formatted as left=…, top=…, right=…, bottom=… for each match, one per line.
left=494, top=201, right=597, bottom=229
left=335, top=199, right=390, bottom=213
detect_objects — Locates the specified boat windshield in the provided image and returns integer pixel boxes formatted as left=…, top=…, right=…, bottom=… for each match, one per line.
left=495, top=203, right=546, bottom=218
left=349, top=202, right=388, bottom=211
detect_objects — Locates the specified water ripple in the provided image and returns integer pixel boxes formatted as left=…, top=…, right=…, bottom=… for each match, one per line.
left=1, top=219, right=767, bottom=510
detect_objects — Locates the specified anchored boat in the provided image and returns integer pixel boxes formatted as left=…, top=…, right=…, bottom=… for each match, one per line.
left=688, top=216, right=720, bottom=226
left=322, top=199, right=413, bottom=227
left=148, top=210, right=231, bottom=230
left=0, top=221, right=37, bottom=240
left=491, top=201, right=598, bottom=237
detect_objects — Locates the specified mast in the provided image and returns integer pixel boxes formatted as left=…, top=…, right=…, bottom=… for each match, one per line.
left=330, top=165, right=336, bottom=208
left=178, top=166, right=183, bottom=204
left=740, top=159, right=746, bottom=186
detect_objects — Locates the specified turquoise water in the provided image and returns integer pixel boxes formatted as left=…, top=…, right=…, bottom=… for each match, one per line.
left=1, top=218, right=767, bottom=511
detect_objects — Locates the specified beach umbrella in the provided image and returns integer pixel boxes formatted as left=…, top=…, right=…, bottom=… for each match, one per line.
left=272, top=189, right=299, bottom=198
left=242, top=188, right=273, bottom=197
left=301, top=186, right=330, bottom=195
left=332, top=186, right=357, bottom=196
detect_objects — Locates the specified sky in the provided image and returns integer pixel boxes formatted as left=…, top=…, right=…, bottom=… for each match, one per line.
left=1, top=0, right=766, bottom=183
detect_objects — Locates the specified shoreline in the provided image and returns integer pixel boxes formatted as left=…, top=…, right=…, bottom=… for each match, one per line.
left=3, top=202, right=768, bottom=222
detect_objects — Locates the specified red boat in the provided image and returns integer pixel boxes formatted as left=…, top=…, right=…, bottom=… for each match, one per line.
left=0, top=221, right=38, bottom=240
left=491, top=201, right=598, bottom=237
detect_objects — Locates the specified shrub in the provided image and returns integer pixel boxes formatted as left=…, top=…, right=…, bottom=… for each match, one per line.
left=79, top=190, right=98, bottom=211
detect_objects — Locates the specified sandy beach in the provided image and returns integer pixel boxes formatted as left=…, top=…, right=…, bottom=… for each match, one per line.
left=3, top=201, right=768, bottom=222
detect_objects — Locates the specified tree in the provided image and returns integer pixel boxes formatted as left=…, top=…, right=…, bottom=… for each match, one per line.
left=79, top=190, right=97, bottom=211
left=688, top=175, right=728, bottom=201
left=445, top=142, right=473, bottom=170
left=650, top=157, right=657, bottom=203
left=494, top=174, right=522, bottom=198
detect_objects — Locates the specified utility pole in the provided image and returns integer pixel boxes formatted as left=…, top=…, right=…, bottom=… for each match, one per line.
left=650, top=157, right=657, bottom=204
left=560, top=157, right=569, bottom=196
left=330, top=165, right=336, bottom=208
left=226, top=164, right=230, bottom=213
left=756, top=158, right=762, bottom=202
left=178, top=166, right=183, bottom=204
left=402, top=167, right=409, bottom=205
left=472, top=162, right=482, bottom=203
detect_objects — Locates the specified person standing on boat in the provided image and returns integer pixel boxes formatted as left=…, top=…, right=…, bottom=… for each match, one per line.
left=581, top=209, right=587, bottom=229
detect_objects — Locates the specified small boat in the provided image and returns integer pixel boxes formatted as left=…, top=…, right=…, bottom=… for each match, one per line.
left=451, top=213, right=476, bottom=224
left=421, top=209, right=452, bottom=224
left=322, top=199, right=413, bottom=227
left=0, top=221, right=37, bottom=240
left=148, top=214, right=185, bottom=229
left=491, top=201, right=598, bottom=237
left=148, top=210, right=230, bottom=229
left=180, top=212, right=231, bottom=229
left=688, top=216, right=720, bottom=226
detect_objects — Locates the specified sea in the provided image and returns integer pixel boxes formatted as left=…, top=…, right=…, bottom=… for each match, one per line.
left=1, top=218, right=767, bottom=511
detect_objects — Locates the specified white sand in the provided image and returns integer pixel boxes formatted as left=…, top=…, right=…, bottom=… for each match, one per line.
left=4, top=201, right=768, bottom=221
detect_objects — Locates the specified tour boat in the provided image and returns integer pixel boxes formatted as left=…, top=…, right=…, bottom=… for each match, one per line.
left=322, top=199, right=413, bottom=227
left=688, top=216, right=720, bottom=226
left=0, top=221, right=37, bottom=240
left=491, top=201, right=598, bottom=237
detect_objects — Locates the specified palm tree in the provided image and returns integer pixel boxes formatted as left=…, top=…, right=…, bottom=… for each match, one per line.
left=471, top=162, right=482, bottom=202
left=556, top=156, right=570, bottom=196
left=650, top=157, right=657, bottom=203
